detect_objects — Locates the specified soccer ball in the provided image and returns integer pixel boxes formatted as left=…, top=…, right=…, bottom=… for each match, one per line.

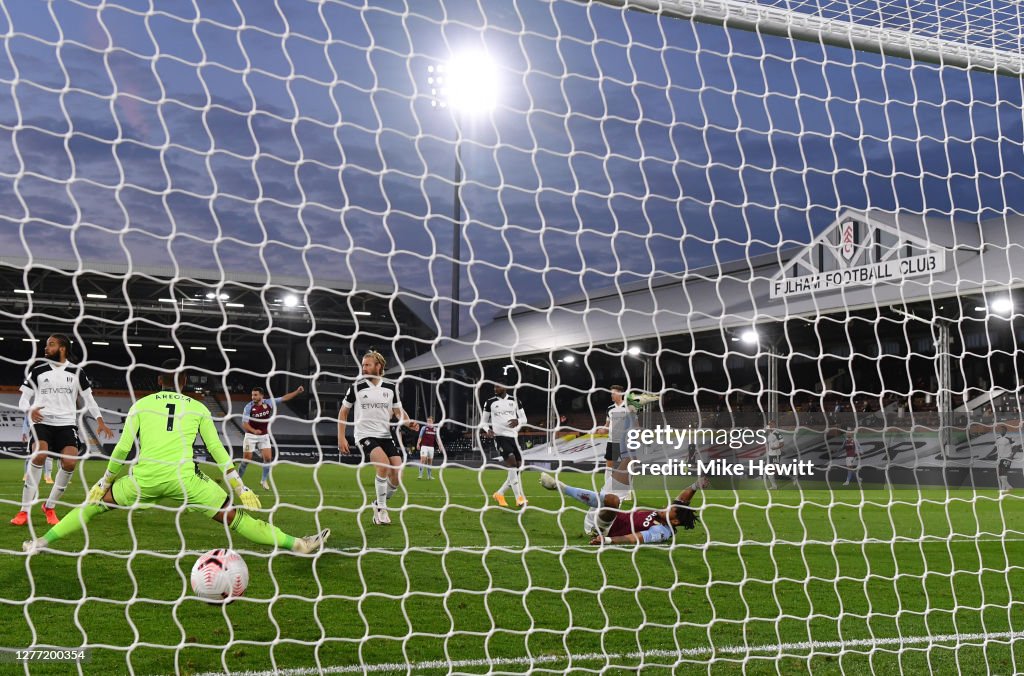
left=190, top=549, right=248, bottom=602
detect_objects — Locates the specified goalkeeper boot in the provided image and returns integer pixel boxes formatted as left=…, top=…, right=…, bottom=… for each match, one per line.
left=10, top=511, right=28, bottom=526
left=626, top=392, right=660, bottom=408
left=22, top=537, right=46, bottom=555
left=42, top=505, right=59, bottom=526
left=492, top=492, right=508, bottom=507
left=293, top=529, right=331, bottom=554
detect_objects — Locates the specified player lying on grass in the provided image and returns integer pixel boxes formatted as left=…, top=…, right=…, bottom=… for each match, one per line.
left=23, top=359, right=329, bottom=555
left=540, top=472, right=702, bottom=545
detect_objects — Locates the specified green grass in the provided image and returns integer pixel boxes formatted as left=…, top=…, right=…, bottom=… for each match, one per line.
left=0, top=459, right=1023, bottom=674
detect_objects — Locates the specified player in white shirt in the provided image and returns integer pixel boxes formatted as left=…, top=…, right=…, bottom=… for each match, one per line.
left=763, top=419, right=786, bottom=489
left=337, top=351, right=419, bottom=525
left=481, top=382, right=528, bottom=507
left=15, top=334, right=114, bottom=526
left=994, top=424, right=1017, bottom=492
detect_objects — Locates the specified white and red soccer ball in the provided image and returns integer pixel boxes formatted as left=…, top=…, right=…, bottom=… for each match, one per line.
left=190, top=549, right=248, bottom=602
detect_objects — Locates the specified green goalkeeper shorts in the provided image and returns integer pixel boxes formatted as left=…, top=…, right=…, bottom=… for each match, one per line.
left=112, top=469, right=229, bottom=519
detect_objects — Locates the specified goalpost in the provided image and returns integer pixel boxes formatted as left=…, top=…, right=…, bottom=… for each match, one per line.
left=2, top=0, right=1023, bottom=672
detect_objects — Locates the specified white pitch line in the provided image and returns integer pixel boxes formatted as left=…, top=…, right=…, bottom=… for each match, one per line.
left=189, top=629, right=1024, bottom=676
left=51, top=534, right=1024, bottom=556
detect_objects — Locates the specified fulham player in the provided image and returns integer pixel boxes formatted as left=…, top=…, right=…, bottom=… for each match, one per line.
left=15, top=334, right=114, bottom=526
left=481, top=381, right=528, bottom=507
left=337, top=350, right=419, bottom=525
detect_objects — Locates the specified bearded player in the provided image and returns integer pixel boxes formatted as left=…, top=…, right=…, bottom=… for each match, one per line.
left=337, top=350, right=419, bottom=525
left=23, top=359, right=329, bottom=555
left=239, top=384, right=305, bottom=490
left=540, top=472, right=703, bottom=545
left=15, top=334, right=114, bottom=526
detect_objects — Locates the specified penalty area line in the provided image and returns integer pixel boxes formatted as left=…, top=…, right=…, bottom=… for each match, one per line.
left=191, top=630, right=1024, bottom=675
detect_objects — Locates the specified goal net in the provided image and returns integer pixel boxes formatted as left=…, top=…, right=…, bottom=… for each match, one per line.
left=2, top=0, right=1023, bottom=672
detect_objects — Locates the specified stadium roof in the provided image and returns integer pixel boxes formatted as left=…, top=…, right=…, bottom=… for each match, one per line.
left=405, top=208, right=1024, bottom=371
left=1, top=255, right=435, bottom=327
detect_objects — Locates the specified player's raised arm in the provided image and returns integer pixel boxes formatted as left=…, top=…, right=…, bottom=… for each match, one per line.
left=281, top=385, right=304, bottom=403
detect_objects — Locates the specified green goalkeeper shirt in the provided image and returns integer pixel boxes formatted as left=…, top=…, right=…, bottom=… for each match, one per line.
left=108, top=390, right=233, bottom=481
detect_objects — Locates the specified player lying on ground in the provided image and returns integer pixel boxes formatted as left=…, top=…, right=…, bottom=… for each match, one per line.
left=23, top=359, right=329, bottom=555
left=540, top=472, right=702, bottom=545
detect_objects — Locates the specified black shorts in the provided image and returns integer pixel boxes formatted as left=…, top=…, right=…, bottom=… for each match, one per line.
left=495, top=436, right=522, bottom=464
left=32, top=424, right=81, bottom=453
left=605, top=442, right=620, bottom=462
left=999, top=459, right=1012, bottom=476
left=359, top=437, right=402, bottom=459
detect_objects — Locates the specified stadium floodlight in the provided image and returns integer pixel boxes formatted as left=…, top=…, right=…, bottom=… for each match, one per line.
left=86, top=293, right=107, bottom=299
left=990, top=297, right=1013, bottom=315
left=559, top=355, right=576, bottom=364
left=92, top=341, right=109, bottom=346
left=740, top=330, right=760, bottom=345
left=430, top=51, right=500, bottom=113
left=627, top=346, right=642, bottom=357
left=428, top=50, right=500, bottom=345
left=353, top=310, right=372, bottom=316
left=283, top=295, right=299, bottom=308
left=13, top=289, right=33, bottom=294
left=205, top=292, right=216, bottom=299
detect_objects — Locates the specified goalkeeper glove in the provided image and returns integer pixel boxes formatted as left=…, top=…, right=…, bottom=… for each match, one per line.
left=226, top=469, right=262, bottom=510
left=87, top=471, right=117, bottom=505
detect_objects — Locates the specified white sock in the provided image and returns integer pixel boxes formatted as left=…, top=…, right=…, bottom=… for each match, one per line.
left=375, top=476, right=389, bottom=509
left=386, top=480, right=399, bottom=501
left=45, top=468, right=75, bottom=510
left=602, top=467, right=613, bottom=492
left=1000, top=476, right=1011, bottom=490
left=21, top=463, right=43, bottom=512
left=44, top=457, right=53, bottom=476
left=509, top=469, right=522, bottom=500
left=496, top=474, right=511, bottom=495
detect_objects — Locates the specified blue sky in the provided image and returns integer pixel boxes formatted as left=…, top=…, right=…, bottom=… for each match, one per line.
left=1, top=0, right=1022, bottom=336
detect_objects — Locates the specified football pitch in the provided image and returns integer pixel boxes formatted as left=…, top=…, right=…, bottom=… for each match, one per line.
left=0, top=459, right=1022, bottom=675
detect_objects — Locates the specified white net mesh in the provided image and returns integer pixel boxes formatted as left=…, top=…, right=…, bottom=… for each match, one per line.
left=1, top=0, right=1023, bottom=672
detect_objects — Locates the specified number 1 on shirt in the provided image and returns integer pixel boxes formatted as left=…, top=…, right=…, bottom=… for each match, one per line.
left=165, top=403, right=176, bottom=431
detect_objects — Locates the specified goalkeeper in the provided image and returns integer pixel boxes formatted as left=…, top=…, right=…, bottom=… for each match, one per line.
left=24, top=359, right=329, bottom=555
